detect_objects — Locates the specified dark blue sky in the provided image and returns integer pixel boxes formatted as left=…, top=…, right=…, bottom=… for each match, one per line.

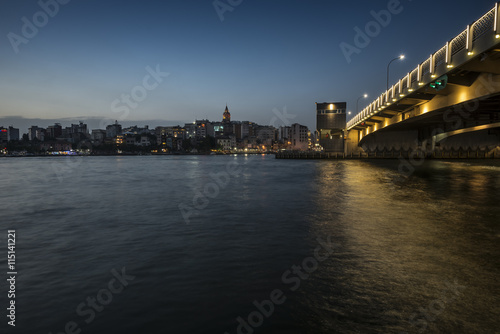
left=0, top=0, right=496, bottom=130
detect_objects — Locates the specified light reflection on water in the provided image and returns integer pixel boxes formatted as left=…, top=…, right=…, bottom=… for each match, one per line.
left=0, top=156, right=498, bottom=333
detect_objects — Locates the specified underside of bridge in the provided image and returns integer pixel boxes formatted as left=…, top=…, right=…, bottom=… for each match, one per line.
left=347, top=52, right=500, bottom=156
left=355, top=92, right=500, bottom=153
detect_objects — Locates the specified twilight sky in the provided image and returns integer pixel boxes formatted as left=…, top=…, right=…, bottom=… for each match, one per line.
left=0, top=0, right=496, bottom=132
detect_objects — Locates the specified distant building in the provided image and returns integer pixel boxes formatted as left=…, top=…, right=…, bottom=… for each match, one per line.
left=46, top=123, right=63, bottom=139
left=35, top=129, right=45, bottom=141
left=28, top=126, right=44, bottom=141
left=115, top=135, right=124, bottom=145
left=240, top=121, right=252, bottom=139
left=91, top=129, right=106, bottom=144
left=217, top=135, right=236, bottom=151
left=8, top=126, right=19, bottom=141
left=171, top=125, right=186, bottom=139
left=122, top=125, right=149, bottom=135
left=155, top=126, right=186, bottom=148
left=195, top=120, right=210, bottom=138
left=69, top=122, right=88, bottom=135
left=138, top=135, right=151, bottom=146
left=106, top=121, right=122, bottom=138
left=278, top=126, right=291, bottom=141
left=316, top=102, right=346, bottom=153
left=60, top=122, right=89, bottom=143
left=210, top=121, right=224, bottom=137
left=39, top=141, right=72, bottom=152
left=290, top=123, right=309, bottom=150
left=183, top=123, right=196, bottom=139
left=125, top=136, right=136, bottom=146
left=255, top=126, right=276, bottom=146
left=0, top=127, right=8, bottom=143
left=28, top=128, right=46, bottom=142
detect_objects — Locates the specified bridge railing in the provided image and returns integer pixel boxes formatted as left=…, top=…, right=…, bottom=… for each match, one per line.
left=347, top=3, right=500, bottom=130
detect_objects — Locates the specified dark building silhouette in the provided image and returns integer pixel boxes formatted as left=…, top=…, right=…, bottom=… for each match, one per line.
left=316, top=102, right=346, bottom=153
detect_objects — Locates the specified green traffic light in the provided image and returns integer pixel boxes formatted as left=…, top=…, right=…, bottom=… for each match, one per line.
left=429, top=75, right=448, bottom=91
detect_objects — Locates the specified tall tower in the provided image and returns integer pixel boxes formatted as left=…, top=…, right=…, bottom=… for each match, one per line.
left=223, top=104, right=231, bottom=123
left=222, top=104, right=232, bottom=135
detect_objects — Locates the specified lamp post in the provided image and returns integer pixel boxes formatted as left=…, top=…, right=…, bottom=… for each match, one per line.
left=387, top=54, right=405, bottom=90
left=356, top=93, right=368, bottom=114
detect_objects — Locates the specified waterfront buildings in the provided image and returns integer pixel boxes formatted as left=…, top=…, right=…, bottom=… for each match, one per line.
left=1, top=105, right=313, bottom=154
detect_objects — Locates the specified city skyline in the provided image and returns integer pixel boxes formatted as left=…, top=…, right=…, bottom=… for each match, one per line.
left=0, top=103, right=294, bottom=135
left=0, top=0, right=496, bottom=132
left=1, top=105, right=315, bottom=155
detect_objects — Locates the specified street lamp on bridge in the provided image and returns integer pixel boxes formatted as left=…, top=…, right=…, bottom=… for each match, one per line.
left=356, top=93, right=368, bottom=114
left=387, top=54, right=405, bottom=90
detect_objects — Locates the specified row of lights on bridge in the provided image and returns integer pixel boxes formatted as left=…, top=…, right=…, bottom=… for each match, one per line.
left=351, top=4, right=500, bottom=129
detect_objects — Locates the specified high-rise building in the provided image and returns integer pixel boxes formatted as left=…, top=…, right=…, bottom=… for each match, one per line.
left=290, top=123, right=309, bottom=150
left=255, top=126, right=276, bottom=146
left=8, top=126, right=19, bottom=141
left=46, top=123, right=62, bottom=139
left=106, top=121, right=122, bottom=138
left=69, top=122, right=88, bottom=135
left=195, top=120, right=210, bottom=138
left=28, top=126, right=45, bottom=141
left=278, top=126, right=291, bottom=141
left=91, top=129, right=106, bottom=144
left=316, top=102, right=346, bottom=153
left=240, top=121, right=252, bottom=139
left=0, top=127, right=8, bottom=143
left=184, top=123, right=196, bottom=139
